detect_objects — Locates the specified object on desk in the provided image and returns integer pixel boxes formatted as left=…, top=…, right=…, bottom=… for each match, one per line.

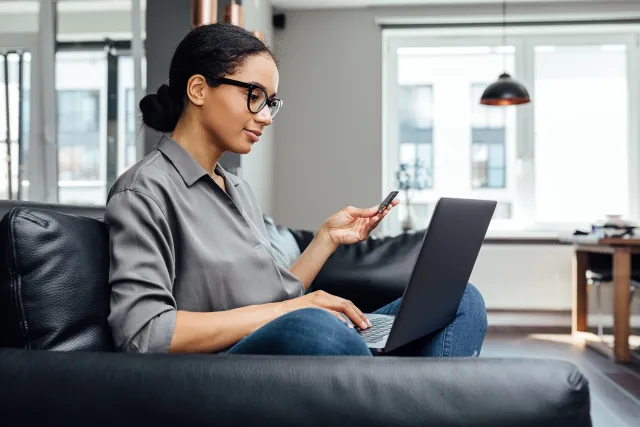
left=591, top=224, right=637, bottom=238
left=605, top=214, right=626, bottom=227
left=591, top=215, right=639, bottom=238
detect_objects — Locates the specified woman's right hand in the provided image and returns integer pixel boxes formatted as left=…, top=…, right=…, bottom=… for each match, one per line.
left=281, top=290, right=371, bottom=330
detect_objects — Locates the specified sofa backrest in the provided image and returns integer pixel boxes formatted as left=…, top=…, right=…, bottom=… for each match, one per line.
left=0, top=199, right=312, bottom=352
left=0, top=206, right=113, bottom=351
left=0, top=199, right=106, bottom=220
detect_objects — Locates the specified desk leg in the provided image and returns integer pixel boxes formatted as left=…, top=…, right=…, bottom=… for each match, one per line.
left=613, top=247, right=631, bottom=363
left=572, top=250, right=588, bottom=334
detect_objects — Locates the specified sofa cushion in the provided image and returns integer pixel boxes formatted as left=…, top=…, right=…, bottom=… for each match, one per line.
left=263, top=215, right=302, bottom=268
left=0, top=208, right=113, bottom=351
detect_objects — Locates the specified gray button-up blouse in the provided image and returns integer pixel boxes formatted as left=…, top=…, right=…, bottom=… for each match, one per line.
left=105, top=135, right=304, bottom=353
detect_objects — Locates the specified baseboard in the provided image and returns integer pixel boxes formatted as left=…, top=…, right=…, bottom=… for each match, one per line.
left=487, top=309, right=640, bottom=329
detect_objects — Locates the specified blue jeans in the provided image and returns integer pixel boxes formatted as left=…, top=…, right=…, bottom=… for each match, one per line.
left=226, top=283, right=487, bottom=357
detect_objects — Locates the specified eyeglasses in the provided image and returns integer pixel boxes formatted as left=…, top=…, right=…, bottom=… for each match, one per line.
left=214, top=77, right=283, bottom=119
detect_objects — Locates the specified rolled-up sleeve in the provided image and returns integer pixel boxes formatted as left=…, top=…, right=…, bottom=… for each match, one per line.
left=105, top=189, right=176, bottom=353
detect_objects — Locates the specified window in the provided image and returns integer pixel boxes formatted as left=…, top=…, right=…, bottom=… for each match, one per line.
left=57, top=90, right=101, bottom=182
left=53, top=51, right=146, bottom=205
left=58, top=90, right=99, bottom=134
left=1, top=3, right=146, bottom=206
left=398, top=85, right=434, bottom=189
left=387, top=44, right=516, bottom=231
left=384, top=30, right=639, bottom=232
left=55, top=51, right=106, bottom=205
left=533, top=44, right=629, bottom=225
left=470, top=83, right=506, bottom=189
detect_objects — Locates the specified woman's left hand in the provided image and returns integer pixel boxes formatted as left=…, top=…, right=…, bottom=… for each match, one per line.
left=319, top=199, right=400, bottom=247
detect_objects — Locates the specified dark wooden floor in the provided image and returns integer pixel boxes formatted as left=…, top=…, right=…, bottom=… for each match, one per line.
left=482, top=331, right=640, bottom=427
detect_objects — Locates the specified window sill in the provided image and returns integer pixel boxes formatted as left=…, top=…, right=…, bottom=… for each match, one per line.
left=484, top=231, right=563, bottom=244
left=380, top=225, right=567, bottom=244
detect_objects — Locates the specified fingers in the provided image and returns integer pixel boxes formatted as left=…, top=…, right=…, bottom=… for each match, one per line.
left=346, top=205, right=379, bottom=218
left=366, top=216, right=381, bottom=233
left=334, top=299, right=370, bottom=329
left=313, top=291, right=370, bottom=329
left=367, top=206, right=392, bottom=232
left=381, top=202, right=396, bottom=213
left=346, top=201, right=399, bottom=219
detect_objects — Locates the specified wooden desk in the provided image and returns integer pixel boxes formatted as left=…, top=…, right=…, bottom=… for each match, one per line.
left=572, top=237, right=640, bottom=363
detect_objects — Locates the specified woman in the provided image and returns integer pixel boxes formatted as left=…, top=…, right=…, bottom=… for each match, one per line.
left=105, top=23, right=487, bottom=357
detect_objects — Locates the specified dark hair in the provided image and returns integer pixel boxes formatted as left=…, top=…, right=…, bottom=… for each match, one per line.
left=140, top=23, right=276, bottom=133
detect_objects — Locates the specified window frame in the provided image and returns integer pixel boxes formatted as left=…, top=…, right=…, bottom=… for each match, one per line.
left=117, top=54, right=146, bottom=176
left=382, top=25, right=640, bottom=235
left=123, top=87, right=136, bottom=168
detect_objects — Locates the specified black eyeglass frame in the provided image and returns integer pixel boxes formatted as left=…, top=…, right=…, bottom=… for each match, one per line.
left=214, top=77, right=282, bottom=117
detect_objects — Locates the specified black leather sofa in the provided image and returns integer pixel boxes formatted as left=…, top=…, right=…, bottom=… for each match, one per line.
left=0, top=201, right=592, bottom=426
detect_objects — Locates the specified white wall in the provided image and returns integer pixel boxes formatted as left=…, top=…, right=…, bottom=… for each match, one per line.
left=474, top=243, right=640, bottom=326
left=240, top=0, right=275, bottom=216
left=272, top=7, right=384, bottom=231
left=471, top=244, right=573, bottom=310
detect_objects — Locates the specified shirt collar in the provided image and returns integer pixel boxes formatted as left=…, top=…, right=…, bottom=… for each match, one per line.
left=155, top=134, right=240, bottom=188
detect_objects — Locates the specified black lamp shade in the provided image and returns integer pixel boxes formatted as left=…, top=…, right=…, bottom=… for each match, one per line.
left=480, top=73, right=531, bottom=106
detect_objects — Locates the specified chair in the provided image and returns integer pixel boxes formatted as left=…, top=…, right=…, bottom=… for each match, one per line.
left=586, top=252, right=640, bottom=338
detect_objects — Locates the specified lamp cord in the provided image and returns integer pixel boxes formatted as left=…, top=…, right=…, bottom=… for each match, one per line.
left=502, top=0, right=507, bottom=73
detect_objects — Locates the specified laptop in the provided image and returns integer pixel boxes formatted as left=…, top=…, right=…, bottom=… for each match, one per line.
left=355, top=197, right=496, bottom=354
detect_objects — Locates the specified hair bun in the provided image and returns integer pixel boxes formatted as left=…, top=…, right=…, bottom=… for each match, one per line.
left=139, top=84, right=180, bottom=133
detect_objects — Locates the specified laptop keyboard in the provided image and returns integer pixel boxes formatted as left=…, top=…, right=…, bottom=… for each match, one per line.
left=358, top=316, right=394, bottom=343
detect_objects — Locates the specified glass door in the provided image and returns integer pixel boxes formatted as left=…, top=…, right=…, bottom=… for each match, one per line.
left=0, top=34, right=36, bottom=202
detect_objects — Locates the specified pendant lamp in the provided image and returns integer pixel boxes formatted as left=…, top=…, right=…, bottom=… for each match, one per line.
left=480, top=0, right=531, bottom=106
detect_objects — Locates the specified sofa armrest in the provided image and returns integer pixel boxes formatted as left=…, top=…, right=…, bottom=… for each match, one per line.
left=0, top=348, right=590, bottom=427
left=291, top=228, right=426, bottom=312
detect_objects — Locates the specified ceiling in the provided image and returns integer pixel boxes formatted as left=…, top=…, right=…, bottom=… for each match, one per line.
left=270, top=0, right=603, bottom=10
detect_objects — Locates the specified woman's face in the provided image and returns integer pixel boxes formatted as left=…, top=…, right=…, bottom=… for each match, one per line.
left=197, top=54, right=279, bottom=154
